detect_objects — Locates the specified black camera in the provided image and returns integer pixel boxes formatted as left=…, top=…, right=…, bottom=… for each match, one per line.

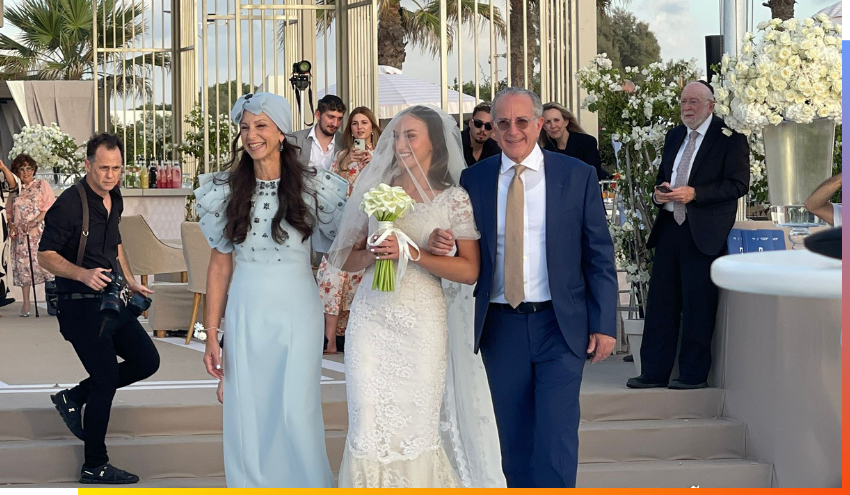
left=290, top=60, right=312, bottom=91
left=100, top=272, right=152, bottom=319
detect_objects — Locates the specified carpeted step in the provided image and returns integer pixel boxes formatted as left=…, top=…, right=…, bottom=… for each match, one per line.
left=0, top=389, right=348, bottom=441
left=580, top=388, right=724, bottom=422
left=577, top=459, right=772, bottom=488
left=578, top=418, right=745, bottom=463
left=0, top=431, right=348, bottom=485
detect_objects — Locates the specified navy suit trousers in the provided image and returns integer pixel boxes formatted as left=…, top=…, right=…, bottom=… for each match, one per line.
left=479, top=305, right=585, bottom=488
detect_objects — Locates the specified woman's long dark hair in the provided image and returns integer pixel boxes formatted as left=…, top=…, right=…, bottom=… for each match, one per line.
left=219, top=137, right=316, bottom=244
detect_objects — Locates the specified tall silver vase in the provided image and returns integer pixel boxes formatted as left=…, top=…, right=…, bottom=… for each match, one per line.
left=763, top=118, right=835, bottom=249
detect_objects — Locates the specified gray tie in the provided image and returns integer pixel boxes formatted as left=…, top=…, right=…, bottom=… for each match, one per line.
left=673, top=130, right=700, bottom=225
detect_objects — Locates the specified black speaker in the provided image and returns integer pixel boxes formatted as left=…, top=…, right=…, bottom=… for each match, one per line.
left=705, top=35, right=724, bottom=82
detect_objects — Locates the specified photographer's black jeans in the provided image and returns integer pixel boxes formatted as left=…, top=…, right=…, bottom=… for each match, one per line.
left=56, top=298, right=160, bottom=468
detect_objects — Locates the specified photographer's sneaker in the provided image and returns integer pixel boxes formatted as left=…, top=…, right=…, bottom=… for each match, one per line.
left=79, top=463, right=140, bottom=484
left=50, top=390, right=84, bottom=440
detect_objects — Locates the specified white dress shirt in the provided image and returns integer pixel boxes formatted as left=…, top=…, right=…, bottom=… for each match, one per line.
left=308, top=126, right=336, bottom=171
left=491, top=145, right=551, bottom=304
left=663, top=116, right=713, bottom=213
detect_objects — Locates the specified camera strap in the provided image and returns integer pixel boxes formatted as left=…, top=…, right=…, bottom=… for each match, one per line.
left=293, top=85, right=315, bottom=127
left=75, top=181, right=90, bottom=266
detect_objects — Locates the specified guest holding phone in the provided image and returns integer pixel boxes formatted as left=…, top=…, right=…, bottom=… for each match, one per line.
left=315, top=107, right=382, bottom=353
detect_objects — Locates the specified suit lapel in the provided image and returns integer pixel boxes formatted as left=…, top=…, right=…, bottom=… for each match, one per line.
left=688, top=116, right=721, bottom=182
left=481, top=160, right=500, bottom=264
left=543, top=152, right=565, bottom=261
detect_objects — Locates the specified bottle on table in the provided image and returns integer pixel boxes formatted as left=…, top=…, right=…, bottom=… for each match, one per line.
left=140, top=165, right=149, bottom=189
left=149, top=162, right=158, bottom=189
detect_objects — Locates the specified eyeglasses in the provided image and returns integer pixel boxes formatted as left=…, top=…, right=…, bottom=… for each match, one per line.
left=494, top=117, right=532, bottom=131
left=679, top=98, right=712, bottom=107
left=472, top=119, right=492, bottom=131
left=19, top=166, right=35, bottom=172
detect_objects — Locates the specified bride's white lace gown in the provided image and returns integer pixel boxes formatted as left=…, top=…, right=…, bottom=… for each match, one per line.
left=339, top=186, right=479, bottom=488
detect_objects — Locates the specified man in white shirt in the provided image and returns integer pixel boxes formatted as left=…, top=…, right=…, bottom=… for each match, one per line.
left=805, top=172, right=842, bottom=227
left=628, top=81, right=750, bottom=390
left=434, top=87, right=618, bottom=487
left=286, top=95, right=345, bottom=170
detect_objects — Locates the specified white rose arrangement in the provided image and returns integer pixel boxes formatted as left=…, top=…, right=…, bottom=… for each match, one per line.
left=361, top=183, right=419, bottom=292
left=9, top=123, right=84, bottom=180
left=577, top=54, right=699, bottom=309
left=711, top=14, right=842, bottom=135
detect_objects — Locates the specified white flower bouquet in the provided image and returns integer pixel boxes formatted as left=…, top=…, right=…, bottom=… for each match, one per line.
left=711, top=14, right=842, bottom=135
left=361, top=183, right=419, bottom=292
left=9, top=123, right=84, bottom=180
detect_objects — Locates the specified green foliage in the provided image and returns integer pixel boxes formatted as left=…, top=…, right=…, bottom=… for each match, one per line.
left=597, top=8, right=661, bottom=73
left=0, top=0, right=169, bottom=96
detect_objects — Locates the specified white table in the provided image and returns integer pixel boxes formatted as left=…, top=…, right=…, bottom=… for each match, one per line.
left=711, top=249, right=842, bottom=299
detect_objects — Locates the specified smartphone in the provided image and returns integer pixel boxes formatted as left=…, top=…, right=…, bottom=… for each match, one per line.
left=353, top=138, right=366, bottom=151
left=655, top=185, right=673, bottom=193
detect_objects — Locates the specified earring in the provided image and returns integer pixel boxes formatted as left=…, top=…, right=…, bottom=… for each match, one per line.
left=279, top=141, right=284, bottom=152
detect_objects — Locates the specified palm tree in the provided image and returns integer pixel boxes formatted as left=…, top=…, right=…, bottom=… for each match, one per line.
left=0, top=0, right=170, bottom=97
left=282, top=0, right=506, bottom=69
left=763, top=0, right=795, bottom=20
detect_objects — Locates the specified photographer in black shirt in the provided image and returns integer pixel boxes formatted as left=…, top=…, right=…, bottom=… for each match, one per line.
left=38, top=134, right=160, bottom=485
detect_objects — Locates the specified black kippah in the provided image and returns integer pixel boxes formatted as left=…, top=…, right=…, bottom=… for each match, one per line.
left=697, top=80, right=714, bottom=94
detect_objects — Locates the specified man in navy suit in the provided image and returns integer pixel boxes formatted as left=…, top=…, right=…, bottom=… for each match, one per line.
left=428, top=87, right=618, bottom=487
left=627, top=81, right=749, bottom=390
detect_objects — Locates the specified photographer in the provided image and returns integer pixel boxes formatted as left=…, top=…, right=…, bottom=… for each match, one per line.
left=38, top=133, right=160, bottom=485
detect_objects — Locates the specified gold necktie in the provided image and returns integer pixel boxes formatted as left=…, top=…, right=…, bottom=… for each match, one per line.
left=505, top=164, right=527, bottom=308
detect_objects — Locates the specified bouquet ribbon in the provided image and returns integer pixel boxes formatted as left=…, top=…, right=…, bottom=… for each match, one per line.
left=368, top=220, right=421, bottom=285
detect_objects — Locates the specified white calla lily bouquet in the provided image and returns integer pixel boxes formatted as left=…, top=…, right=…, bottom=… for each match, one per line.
left=361, top=183, right=419, bottom=292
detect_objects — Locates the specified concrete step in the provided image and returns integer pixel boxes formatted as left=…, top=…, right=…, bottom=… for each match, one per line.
left=0, top=431, right=348, bottom=485
left=578, top=418, right=746, bottom=463
left=577, top=459, right=772, bottom=488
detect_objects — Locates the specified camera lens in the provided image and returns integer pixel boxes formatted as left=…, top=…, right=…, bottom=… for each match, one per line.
left=294, top=60, right=311, bottom=73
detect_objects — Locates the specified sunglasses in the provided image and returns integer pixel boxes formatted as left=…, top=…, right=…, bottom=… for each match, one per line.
left=472, top=119, right=493, bottom=131
left=494, top=117, right=533, bottom=131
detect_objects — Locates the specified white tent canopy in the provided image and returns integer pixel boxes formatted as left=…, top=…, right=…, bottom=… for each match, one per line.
left=318, top=66, right=478, bottom=120
left=816, top=1, right=841, bottom=21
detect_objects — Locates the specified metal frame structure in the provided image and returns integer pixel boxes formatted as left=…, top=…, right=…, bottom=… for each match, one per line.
left=92, top=0, right=597, bottom=175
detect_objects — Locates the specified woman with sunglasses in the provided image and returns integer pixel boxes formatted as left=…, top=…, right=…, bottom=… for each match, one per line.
left=540, top=102, right=610, bottom=180
left=6, top=154, right=55, bottom=316
left=461, top=102, right=501, bottom=167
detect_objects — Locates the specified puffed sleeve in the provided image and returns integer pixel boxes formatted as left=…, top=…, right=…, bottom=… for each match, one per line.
left=448, top=186, right=480, bottom=240
left=39, top=180, right=56, bottom=211
left=194, top=172, right=235, bottom=253
left=307, top=170, right=349, bottom=253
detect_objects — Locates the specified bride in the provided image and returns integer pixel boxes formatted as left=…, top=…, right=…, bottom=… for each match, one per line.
left=327, top=105, right=505, bottom=488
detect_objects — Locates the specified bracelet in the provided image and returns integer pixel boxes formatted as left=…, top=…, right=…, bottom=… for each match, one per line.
left=193, top=322, right=223, bottom=342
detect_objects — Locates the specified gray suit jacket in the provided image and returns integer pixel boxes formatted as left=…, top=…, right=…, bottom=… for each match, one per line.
left=286, top=127, right=344, bottom=169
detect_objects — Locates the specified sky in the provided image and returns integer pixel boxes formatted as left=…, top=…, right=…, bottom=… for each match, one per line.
left=0, top=0, right=840, bottom=105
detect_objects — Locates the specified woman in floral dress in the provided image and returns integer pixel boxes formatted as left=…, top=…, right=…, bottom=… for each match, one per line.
left=7, top=154, right=55, bottom=316
left=316, top=107, right=382, bottom=353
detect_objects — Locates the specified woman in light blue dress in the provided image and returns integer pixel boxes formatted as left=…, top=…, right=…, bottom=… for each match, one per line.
left=197, top=92, right=347, bottom=487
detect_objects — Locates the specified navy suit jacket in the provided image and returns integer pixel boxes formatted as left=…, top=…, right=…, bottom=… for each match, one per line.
left=460, top=150, right=618, bottom=357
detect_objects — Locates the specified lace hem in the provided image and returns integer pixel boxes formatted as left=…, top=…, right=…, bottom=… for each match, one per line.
left=339, top=439, right=461, bottom=488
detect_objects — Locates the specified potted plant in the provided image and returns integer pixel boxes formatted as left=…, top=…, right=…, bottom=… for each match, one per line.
left=10, top=123, right=84, bottom=184
left=711, top=14, right=842, bottom=246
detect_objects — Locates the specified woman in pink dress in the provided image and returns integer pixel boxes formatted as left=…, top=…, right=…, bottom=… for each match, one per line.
left=7, top=154, right=55, bottom=316
left=316, top=107, right=382, bottom=353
